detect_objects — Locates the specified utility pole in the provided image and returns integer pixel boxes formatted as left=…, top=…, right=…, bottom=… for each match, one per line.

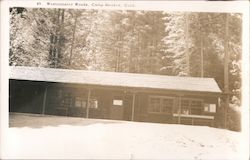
left=224, top=14, right=229, bottom=128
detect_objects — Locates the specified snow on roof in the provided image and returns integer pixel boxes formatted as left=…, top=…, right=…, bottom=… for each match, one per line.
left=9, top=66, right=222, bottom=93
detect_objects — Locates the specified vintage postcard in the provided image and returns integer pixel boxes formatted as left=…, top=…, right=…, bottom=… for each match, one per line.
left=1, top=0, right=249, bottom=159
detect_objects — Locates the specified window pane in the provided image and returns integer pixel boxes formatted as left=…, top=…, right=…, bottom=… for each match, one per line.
left=209, top=104, right=216, bottom=113
left=190, top=100, right=202, bottom=115
left=64, top=96, right=71, bottom=107
left=82, top=101, right=86, bottom=108
left=181, top=100, right=189, bottom=114
left=181, top=108, right=190, bottom=115
left=90, top=99, right=98, bottom=109
left=181, top=100, right=189, bottom=107
left=149, top=98, right=161, bottom=113
left=190, top=100, right=202, bottom=108
left=191, top=108, right=201, bottom=115
left=204, top=104, right=209, bottom=112
left=180, top=99, right=203, bottom=115
left=57, top=89, right=62, bottom=99
left=162, top=98, right=173, bottom=113
left=75, top=97, right=82, bottom=107
left=204, top=103, right=216, bottom=113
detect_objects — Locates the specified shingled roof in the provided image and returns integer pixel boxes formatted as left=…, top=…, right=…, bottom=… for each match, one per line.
left=9, top=66, right=222, bottom=94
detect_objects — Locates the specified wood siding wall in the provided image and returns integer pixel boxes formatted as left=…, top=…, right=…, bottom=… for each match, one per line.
left=135, top=93, right=218, bottom=126
left=9, top=80, right=219, bottom=127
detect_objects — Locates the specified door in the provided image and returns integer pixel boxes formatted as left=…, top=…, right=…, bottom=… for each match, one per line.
left=110, top=98, right=124, bottom=120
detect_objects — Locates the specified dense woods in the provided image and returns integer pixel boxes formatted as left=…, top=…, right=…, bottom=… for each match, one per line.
left=9, top=8, right=242, bottom=131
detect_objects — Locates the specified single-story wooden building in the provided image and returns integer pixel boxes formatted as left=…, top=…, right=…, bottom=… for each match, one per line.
left=9, top=66, right=222, bottom=126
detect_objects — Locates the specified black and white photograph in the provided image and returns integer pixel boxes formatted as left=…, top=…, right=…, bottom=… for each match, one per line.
left=1, top=1, right=249, bottom=159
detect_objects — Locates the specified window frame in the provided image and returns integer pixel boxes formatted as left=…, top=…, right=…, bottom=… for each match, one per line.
left=179, top=98, right=204, bottom=115
left=73, top=96, right=98, bottom=109
left=148, top=95, right=175, bottom=115
left=74, top=97, right=87, bottom=108
left=89, top=98, right=98, bottom=109
left=203, top=103, right=216, bottom=113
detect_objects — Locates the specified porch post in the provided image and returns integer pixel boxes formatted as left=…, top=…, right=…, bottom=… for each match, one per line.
left=178, top=96, right=182, bottom=124
left=86, top=88, right=91, bottom=118
left=131, top=92, right=136, bottom=121
left=42, top=85, right=48, bottom=115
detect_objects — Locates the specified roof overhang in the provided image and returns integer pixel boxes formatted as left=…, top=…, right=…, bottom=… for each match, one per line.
left=9, top=66, right=222, bottom=95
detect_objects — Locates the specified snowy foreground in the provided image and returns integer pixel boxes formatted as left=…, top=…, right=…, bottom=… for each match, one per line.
left=5, top=113, right=244, bottom=160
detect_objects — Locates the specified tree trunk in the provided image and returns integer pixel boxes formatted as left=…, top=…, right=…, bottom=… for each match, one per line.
left=56, top=9, right=65, bottom=68
left=69, top=13, right=78, bottom=67
left=185, top=13, right=190, bottom=76
left=224, top=13, right=230, bottom=128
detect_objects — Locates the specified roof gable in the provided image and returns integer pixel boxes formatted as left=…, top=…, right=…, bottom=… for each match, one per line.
left=9, top=66, right=222, bottom=93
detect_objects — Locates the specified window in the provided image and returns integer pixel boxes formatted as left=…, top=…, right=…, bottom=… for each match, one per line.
left=74, top=97, right=98, bottom=109
left=162, top=98, right=174, bottom=113
left=62, top=93, right=72, bottom=107
left=178, top=99, right=203, bottom=115
left=75, top=97, right=82, bottom=107
left=113, top=100, right=123, bottom=106
left=204, top=103, right=216, bottom=113
left=90, top=99, right=98, bottom=109
left=190, top=100, right=202, bottom=115
left=209, top=104, right=216, bottom=112
left=148, top=96, right=174, bottom=114
left=58, top=89, right=63, bottom=99
left=181, top=100, right=190, bottom=115
left=204, top=104, right=209, bottom=112
left=148, top=97, right=161, bottom=113
left=74, top=97, right=86, bottom=108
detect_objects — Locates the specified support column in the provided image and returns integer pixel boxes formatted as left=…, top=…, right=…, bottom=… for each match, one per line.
left=131, top=92, right=136, bottom=121
left=42, top=86, right=48, bottom=115
left=86, top=88, right=91, bottom=118
left=178, top=96, right=182, bottom=124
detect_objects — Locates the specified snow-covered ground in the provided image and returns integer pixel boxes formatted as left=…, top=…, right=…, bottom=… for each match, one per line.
left=4, top=113, right=245, bottom=159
